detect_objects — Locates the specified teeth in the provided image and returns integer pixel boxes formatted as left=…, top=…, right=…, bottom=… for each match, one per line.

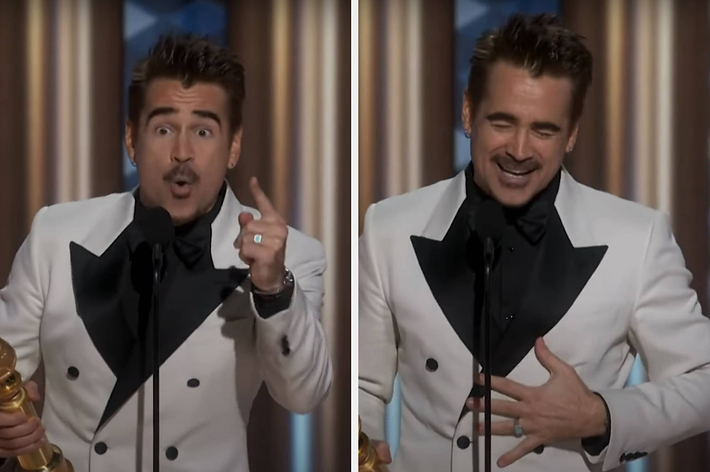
left=498, top=164, right=531, bottom=176
left=502, top=168, right=528, bottom=176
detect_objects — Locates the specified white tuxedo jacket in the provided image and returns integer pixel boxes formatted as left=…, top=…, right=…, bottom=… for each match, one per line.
left=359, top=168, right=710, bottom=472
left=0, top=184, right=332, bottom=472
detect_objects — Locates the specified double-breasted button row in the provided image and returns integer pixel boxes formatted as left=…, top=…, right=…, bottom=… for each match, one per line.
left=83, top=368, right=197, bottom=462
left=94, top=442, right=179, bottom=460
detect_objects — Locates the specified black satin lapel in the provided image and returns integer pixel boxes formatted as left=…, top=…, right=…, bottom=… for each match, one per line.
left=98, top=339, right=148, bottom=429
left=491, top=210, right=608, bottom=377
left=96, top=262, right=248, bottom=429
left=158, top=265, right=248, bottom=363
left=70, top=241, right=136, bottom=377
left=411, top=203, right=479, bottom=357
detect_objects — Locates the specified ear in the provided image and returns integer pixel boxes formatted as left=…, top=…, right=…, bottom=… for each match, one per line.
left=566, top=122, right=579, bottom=153
left=228, top=128, right=243, bottom=170
left=462, top=92, right=472, bottom=136
left=125, top=121, right=137, bottom=164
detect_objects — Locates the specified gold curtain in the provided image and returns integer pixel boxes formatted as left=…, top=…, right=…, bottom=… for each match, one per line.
left=0, top=0, right=124, bottom=282
left=228, top=1, right=351, bottom=471
left=358, top=0, right=454, bottom=229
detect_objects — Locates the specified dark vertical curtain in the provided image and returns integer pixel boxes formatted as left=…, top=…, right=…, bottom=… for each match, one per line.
left=358, top=0, right=454, bottom=227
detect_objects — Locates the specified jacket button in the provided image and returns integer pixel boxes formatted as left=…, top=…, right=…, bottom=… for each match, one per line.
left=94, top=442, right=108, bottom=455
left=187, top=378, right=200, bottom=388
left=425, top=358, right=438, bottom=372
left=67, top=366, right=80, bottom=380
left=457, top=436, right=471, bottom=449
left=281, top=335, right=291, bottom=356
left=166, top=446, right=178, bottom=460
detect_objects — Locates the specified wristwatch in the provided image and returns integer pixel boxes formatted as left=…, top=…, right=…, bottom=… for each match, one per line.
left=251, top=268, right=294, bottom=297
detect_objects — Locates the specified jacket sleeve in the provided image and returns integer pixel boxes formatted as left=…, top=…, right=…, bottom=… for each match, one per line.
left=358, top=204, right=398, bottom=441
left=0, top=207, right=48, bottom=382
left=252, top=234, right=332, bottom=414
left=596, top=211, right=710, bottom=471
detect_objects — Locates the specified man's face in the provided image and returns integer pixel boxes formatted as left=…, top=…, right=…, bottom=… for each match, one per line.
left=126, top=78, right=242, bottom=225
left=462, top=61, right=578, bottom=207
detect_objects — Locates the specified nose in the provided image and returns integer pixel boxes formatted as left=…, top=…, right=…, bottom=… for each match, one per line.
left=506, top=128, right=532, bottom=161
left=171, top=131, right=194, bottom=163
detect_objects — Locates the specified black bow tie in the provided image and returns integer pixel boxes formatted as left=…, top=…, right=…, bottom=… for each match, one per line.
left=126, top=219, right=210, bottom=269
left=173, top=222, right=211, bottom=268
left=508, top=199, right=550, bottom=244
left=128, top=183, right=227, bottom=269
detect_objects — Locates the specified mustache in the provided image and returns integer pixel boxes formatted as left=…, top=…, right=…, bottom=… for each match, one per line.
left=494, top=154, right=540, bottom=173
left=164, top=164, right=199, bottom=184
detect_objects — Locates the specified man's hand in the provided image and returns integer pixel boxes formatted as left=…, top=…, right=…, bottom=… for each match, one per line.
left=234, top=177, right=289, bottom=293
left=369, top=439, right=392, bottom=465
left=0, top=381, right=46, bottom=458
left=467, top=338, right=607, bottom=468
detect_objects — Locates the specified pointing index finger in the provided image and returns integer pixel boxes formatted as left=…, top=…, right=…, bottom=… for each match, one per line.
left=249, top=177, right=278, bottom=218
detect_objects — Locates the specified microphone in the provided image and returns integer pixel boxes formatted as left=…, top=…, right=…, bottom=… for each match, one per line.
left=474, top=200, right=505, bottom=472
left=475, top=199, right=505, bottom=259
left=137, top=207, right=174, bottom=472
left=141, top=206, right=175, bottom=251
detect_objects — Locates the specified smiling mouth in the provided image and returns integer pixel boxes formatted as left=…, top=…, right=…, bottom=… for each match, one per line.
left=497, top=162, right=536, bottom=176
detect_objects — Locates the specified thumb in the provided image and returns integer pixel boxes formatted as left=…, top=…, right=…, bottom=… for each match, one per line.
left=24, top=381, right=41, bottom=403
left=238, top=211, right=254, bottom=228
left=534, top=337, right=565, bottom=375
left=372, top=440, right=393, bottom=464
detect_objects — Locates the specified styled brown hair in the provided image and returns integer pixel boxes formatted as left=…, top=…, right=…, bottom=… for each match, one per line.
left=467, top=13, right=592, bottom=126
left=128, top=35, right=245, bottom=135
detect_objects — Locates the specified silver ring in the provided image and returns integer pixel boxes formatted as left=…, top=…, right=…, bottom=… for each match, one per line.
left=513, top=418, right=524, bottom=438
left=253, top=234, right=263, bottom=244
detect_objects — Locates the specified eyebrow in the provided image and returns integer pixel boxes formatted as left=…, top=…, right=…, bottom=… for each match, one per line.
left=485, top=112, right=561, bottom=133
left=145, top=107, right=222, bottom=129
left=146, top=107, right=177, bottom=124
left=192, top=110, right=222, bottom=128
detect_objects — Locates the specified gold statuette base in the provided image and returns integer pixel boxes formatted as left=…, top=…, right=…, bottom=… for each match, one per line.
left=20, top=445, right=73, bottom=472
left=0, top=337, right=73, bottom=472
left=358, top=417, right=388, bottom=472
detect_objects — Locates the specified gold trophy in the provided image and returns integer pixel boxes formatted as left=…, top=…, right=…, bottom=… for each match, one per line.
left=0, top=337, right=73, bottom=472
left=358, top=416, right=389, bottom=472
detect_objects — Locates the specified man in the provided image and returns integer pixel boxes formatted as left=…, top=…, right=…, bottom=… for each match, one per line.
left=359, top=13, right=710, bottom=472
left=0, top=35, right=332, bottom=471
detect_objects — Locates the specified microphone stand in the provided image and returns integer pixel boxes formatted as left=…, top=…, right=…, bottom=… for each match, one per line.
left=151, top=245, right=163, bottom=472
left=482, top=238, right=494, bottom=472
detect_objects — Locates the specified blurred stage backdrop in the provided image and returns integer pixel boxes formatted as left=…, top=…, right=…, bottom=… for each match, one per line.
left=359, top=0, right=709, bottom=471
left=0, top=0, right=350, bottom=471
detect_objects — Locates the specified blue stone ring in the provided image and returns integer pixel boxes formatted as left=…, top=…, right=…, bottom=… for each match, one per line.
left=254, top=234, right=263, bottom=244
left=514, top=418, right=524, bottom=438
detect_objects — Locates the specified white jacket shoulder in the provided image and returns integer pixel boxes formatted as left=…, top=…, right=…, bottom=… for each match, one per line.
left=364, top=177, right=455, bottom=237
left=566, top=177, right=664, bottom=248
left=33, top=193, right=129, bottom=234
